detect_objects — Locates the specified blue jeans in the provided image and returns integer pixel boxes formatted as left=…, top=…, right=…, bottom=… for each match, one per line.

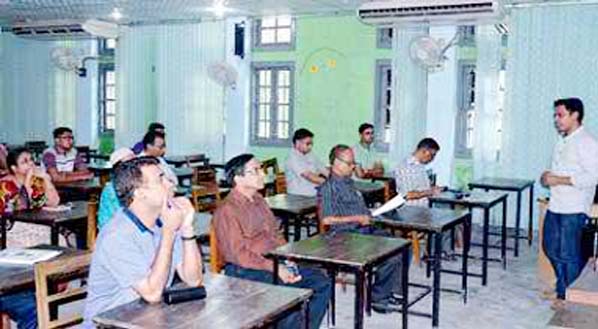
left=543, top=210, right=587, bottom=299
left=0, top=290, right=37, bottom=329
left=224, top=263, right=331, bottom=329
left=329, top=225, right=410, bottom=303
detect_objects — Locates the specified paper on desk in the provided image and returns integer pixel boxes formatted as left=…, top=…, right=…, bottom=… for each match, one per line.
left=371, top=194, right=406, bottom=217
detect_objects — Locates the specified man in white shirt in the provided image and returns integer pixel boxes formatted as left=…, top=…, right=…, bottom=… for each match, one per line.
left=541, top=98, right=598, bottom=309
left=285, top=128, right=328, bottom=196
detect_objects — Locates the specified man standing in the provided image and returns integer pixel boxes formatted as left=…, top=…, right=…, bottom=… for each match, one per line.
left=42, top=127, right=93, bottom=183
left=285, top=128, right=329, bottom=196
left=213, top=154, right=331, bottom=329
left=394, top=138, right=444, bottom=207
left=132, top=122, right=165, bottom=154
left=319, top=144, right=404, bottom=313
left=541, top=98, right=598, bottom=309
left=83, top=157, right=202, bottom=327
left=353, top=123, right=384, bottom=179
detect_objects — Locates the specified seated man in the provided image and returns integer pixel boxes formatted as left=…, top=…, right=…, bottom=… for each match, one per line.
left=353, top=123, right=385, bottom=180
left=213, top=154, right=331, bottom=329
left=139, top=131, right=178, bottom=186
left=285, top=128, right=329, bottom=196
left=41, top=127, right=93, bottom=183
left=132, top=122, right=165, bottom=155
left=83, top=157, right=202, bottom=327
left=319, top=144, right=405, bottom=313
left=394, top=138, right=444, bottom=207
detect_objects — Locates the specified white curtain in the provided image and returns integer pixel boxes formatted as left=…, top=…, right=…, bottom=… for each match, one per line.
left=389, top=26, right=429, bottom=166
left=501, top=5, right=598, bottom=186
left=472, top=25, right=502, bottom=179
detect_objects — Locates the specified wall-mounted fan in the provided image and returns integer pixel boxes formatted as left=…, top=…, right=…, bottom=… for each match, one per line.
left=409, top=33, right=459, bottom=73
left=50, top=47, right=83, bottom=72
left=207, top=61, right=238, bottom=89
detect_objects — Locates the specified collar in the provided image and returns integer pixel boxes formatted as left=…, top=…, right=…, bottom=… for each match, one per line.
left=563, top=126, right=584, bottom=141
left=407, top=156, right=422, bottom=166
left=123, top=207, right=162, bottom=234
left=292, top=147, right=308, bottom=158
left=229, top=188, right=259, bottom=205
left=358, top=142, right=371, bottom=151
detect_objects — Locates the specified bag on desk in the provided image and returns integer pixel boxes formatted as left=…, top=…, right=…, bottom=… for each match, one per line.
left=162, top=286, right=207, bottom=304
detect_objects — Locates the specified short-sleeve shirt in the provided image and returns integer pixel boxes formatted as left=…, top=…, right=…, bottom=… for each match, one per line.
left=352, top=143, right=377, bottom=171
left=82, top=208, right=182, bottom=327
left=285, top=148, right=327, bottom=197
left=394, top=156, right=431, bottom=207
left=41, top=147, right=86, bottom=173
left=318, top=174, right=371, bottom=232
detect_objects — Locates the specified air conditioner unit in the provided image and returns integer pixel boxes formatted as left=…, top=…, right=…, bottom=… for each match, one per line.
left=357, top=0, right=505, bottom=26
left=11, top=19, right=118, bottom=40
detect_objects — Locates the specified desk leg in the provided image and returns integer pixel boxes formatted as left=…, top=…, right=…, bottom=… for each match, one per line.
left=0, top=217, right=6, bottom=249
left=50, top=225, right=59, bottom=246
left=402, top=248, right=409, bottom=329
left=327, top=268, right=336, bottom=327
left=432, top=233, right=442, bottom=328
left=294, top=216, right=302, bottom=242
left=482, top=208, right=489, bottom=286
left=366, top=268, right=373, bottom=316
left=502, top=199, right=508, bottom=270
left=426, top=232, right=432, bottom=278
left=515, top=191, right=522, bottom=257
left=528, top=185, right=534, bottom=246
left=462, top=214, right=471, bottom=304
left=355, top=270, right=365, bottom=329
left=283, top=218, right=290, bottom=242
left=272, top=258, right=280, bottom=285
left=302, top=300, right=310, bottom=329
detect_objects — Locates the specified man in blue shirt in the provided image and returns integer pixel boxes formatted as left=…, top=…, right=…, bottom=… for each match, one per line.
left=83, top=156, right=202, bottom=327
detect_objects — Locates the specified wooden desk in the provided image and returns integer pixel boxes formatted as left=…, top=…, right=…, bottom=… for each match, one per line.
left=548, top=303, right=598, bottom=328
left=567, top=260, right=598, bottom=306
left=0, top=245, right=87, bottom=295
left=373, top=206, right=471, bottom=327
left=266, top=194, right=317, bottom=241
left=55, top=179, right=102, bottom=202
left=0, top=201, right=89, bottom=249
left=430, top=190, right=509, bottom=278
left=266, top=232, right=410, bottom=329
left=468, top=177, right=535, bottom=257
left=93, top=274, right=312, bottom=329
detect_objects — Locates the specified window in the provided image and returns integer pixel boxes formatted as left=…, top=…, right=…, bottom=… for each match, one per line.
left=250, top=62, right=294, bottom=146
left=454, top=61, right=476, bottom=158
left=374, top=60, right=392, bottom=152
left=377, top=28, right=393, bottom=49
left=98, top=38, right=116, bottom=133
left=458, top=26, right=476, bottom=46
left=253, top=16, right=295, bottom=50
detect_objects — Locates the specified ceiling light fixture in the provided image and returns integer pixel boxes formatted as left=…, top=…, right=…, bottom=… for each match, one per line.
left=110, top=8, right=123, bottom=21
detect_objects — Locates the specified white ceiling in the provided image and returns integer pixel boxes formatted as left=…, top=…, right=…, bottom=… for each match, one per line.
left=0, top=0, right=591, bottom=27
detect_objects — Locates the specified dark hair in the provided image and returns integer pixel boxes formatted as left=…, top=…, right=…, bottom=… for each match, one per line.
left=224, top=153, right=255, bottom=187
left=148, top=122, right=165, bottom=132
left=113, top=156, right=160, bottom=207
left=53, top=127, right=73, bottom=139
left=6, top=147, right=32, bottom=174
left=416, top=138, right=440, bottom=151
left=358, top=123, right=374, bottom=134
left=292, top=128, right=314, bottom=144
left=554, top=98, right=584, bottom=123
left=328, top=144, right=351, bottom=165
left=142, top=131, right=165, bottom=150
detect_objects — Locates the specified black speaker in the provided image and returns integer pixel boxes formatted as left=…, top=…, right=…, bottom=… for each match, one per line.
left=234, top=22, right=245, bottom=59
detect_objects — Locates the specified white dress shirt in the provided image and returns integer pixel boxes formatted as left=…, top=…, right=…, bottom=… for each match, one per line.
left=549, top=126, right=598, bottom=216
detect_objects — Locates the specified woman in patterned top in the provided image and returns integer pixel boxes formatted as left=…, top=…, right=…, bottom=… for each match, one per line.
left=0, top=147, right=60, bottom=247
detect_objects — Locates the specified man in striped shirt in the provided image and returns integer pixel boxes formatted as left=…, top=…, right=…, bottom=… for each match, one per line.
left=42, top=127, right=93, bottom=183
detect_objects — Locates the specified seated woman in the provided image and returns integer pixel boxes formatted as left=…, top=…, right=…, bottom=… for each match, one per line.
left=97, top=148, right=135, bottom=229
left=0, top=147, right=61, bottom=329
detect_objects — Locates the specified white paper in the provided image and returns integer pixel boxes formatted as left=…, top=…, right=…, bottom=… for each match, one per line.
left=371, top=194, right=406, bottom=217
left=0, top=248, right=62, bottom=265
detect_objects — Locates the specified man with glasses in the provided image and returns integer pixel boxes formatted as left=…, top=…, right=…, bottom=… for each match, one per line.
left=285, top=128, right=329, bottom=197
left=353, top=123, right=385, bottom=179
left=139, top=131, right=178, bottom=186
left=83, top=157, right=203, bottom=327
left=42, top=127, right=93, bottom=183
left=318, top=144, right=405, bottom=313
left=213, top=154, right=331, bottom=329
left=394, top=138, right=443, bottom=207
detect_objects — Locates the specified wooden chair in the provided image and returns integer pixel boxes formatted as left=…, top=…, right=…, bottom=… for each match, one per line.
left=209, top=225, right=224, bottom=273
left=34, top=252, right=92, bottom=329
left=275, top=173, right=287, bottom=195
left=86, top=200, right=98, bottom=250
left=190, top=166, right=222, bottom=213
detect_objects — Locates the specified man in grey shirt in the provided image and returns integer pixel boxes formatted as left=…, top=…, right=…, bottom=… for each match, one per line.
left=285, top=128, right=329, bottom=196
left=83, top=156, right=203, bottom=327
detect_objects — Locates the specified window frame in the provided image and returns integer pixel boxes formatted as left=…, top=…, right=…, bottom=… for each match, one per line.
left=373, top=59, right=392, bottom=152
left=454, top=60, right=476, bottom=159
left=458, top=26, right=476, bottom=47
left=250, top=61, right=295, bottom=147
left=377, top=28, right=393, bottom=49
left=252, top=16, right=296, bottom=51
left=98, top=63, right=116, bottom=134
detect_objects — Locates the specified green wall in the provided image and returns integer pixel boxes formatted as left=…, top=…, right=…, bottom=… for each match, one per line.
left=250, top=15, right=391, bottom=166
